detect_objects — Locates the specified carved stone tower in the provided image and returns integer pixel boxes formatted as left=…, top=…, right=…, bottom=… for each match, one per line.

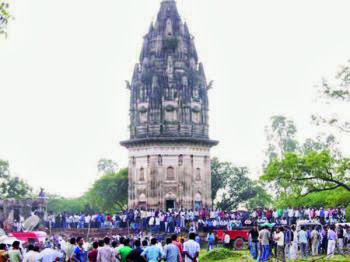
left=121, top=0, right=218, bottom=210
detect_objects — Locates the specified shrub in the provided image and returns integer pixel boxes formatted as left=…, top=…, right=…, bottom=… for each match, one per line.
left=200, top=248, right=241, bottom=261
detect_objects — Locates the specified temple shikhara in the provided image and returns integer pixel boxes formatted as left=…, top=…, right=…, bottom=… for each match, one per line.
left=121, top=0, right=218, bottom=210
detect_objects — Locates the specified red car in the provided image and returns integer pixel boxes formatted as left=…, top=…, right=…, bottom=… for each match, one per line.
left=214, top=229, right=249, bottom=250
left=9, top=231, right=47, bottom=245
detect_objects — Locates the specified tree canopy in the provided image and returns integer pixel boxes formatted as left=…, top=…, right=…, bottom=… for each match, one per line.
left=47, top=168, right=128, bottom=213
left=85, top=168, right=128, bottom=211
left=212, top=158, right=271, bottom=210
left=261, top=151, right=350, bottom=197
left=0, top=1, right=10, bottom=36
left=264, top=115, right=298, bottom=165
left=313, top=59, right=350, bottom=133
left=0, top=159, right=32, bottom=199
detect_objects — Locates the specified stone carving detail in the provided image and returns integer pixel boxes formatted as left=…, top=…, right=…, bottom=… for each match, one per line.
left=167, top=166, right=175, bottom=180
left=178, top=155, right=183, bottom=166
left=126, top=0, right=210, bottom=140
left=139, top=167, right=145, bottom=181
left=195, top=168, right=201, bottom=181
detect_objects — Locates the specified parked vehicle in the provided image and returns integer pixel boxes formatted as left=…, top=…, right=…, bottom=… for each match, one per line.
left=9, top=231, right=47, bottom=245
left=214, top=229, right=249, bottom=250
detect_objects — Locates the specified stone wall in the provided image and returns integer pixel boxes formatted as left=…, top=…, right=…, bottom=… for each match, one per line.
left=0, top=198, right=47, bottom=225
left=127, top=143, right=212, bottom=210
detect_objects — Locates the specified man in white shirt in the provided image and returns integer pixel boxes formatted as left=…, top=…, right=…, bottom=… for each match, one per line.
left=23, top=245, right=39, bottom=262
left=224, top=232, right=231, bottom=248
left=311, top=226, right=319, bottom=256
left=97, top=237, right=116, bottom=262
left=288, top=208, right=294, bottom=225
left=37, top=245, right=63, bottom=262
left=274, top=227, right=285, bottom=262
left=85, top=215, right=91, bottom=227
left=183, top=233, right=200, bottom=262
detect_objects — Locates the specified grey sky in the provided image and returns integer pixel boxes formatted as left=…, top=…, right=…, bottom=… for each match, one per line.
left=0, top=0, right=349, bottom=197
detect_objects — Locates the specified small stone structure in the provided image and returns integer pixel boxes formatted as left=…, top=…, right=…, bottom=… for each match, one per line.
left=0, top=198, right=47, bottom=225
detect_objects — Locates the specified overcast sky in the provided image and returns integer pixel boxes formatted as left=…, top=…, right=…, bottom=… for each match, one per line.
left=0, top=0, right=349, bottom=197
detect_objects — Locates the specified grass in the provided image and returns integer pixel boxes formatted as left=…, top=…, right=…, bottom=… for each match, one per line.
left=199, top=248, right=350, bottom=262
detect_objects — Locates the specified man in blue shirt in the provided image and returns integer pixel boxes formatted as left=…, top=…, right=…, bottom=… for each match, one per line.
left=164, top=238, right=180, bottom=262
left=141, top=238, right=163, bottom=262
left=73, top=237, right=86, bottom=262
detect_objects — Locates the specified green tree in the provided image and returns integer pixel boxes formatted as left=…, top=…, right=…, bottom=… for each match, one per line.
left=264, top=115, right=298, bottom=163
left=47, top=195, right=89, bottom=214
left=214, top=165, right=271, bottom=210
left=85, top=168, right=128, bottom=211
left=97, top=159, right=118, bottom=174
left=0, top=1, right=11, bottom=36
left=0, top=159, right=32, bottom=199
left=246, top=183, right=272, bottom=210
left=211, top=157, right=234, bottom=201
left=261, top=151, right=350, bottom=197
left=302, top=134, right=339, bottom=155
left=313, top=60, right=350, bottom=133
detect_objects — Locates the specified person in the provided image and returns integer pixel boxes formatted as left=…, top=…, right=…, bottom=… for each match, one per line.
left=258, top=226, right=270, bottom=261
left=248, top=225, right=259, bottom=260
left=223, top=232, right=230, bottom=249
left=298, top=226, right=308, bottom=259
left=97, top=237, right=116, bottom=262
left=141, top=238, right=162, bottom=262
left=206, top=231, right=215, bottom=251
left=125, top=240, right=145, bottom=262
left=164, top=238, right=180, bottom=262
left=116, top=238, right=125, bottom=259
left=326, top=225, right=337, bottom=259
left=66, top=238, right=77, bottom=262
left=6, top=241, right=22, bottom=262
left=87, top=242, right=98, bottom=262
left=344, top=226, right=350, bottom=249
left=310, top=226, right=319, bottom=256
left=337, top=225, right=344, bottom=254
left=73, top=237, right=86, bottom=262
left=171, top=234, right=183, bottom=262
left=183, top=233, right=200, bottom=262
left=289, top=225, right=298, bottom=260
left=0, top=244, right=7, bottom=262
left=274, top=227, right=285, bottom=262
left=118, top=239, right=132, bottom=262
left=23, top=245, right=39, bottom=262
left=37, top=243, right=63, bottom=262
left=39, top=188, right=46, bottom=199
left=321, top=226, right=328, bottom=254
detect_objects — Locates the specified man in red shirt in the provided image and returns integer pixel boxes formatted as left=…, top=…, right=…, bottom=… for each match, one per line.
left=171, top=234, right=183, bottom=262
left=88, top=242, right=98, bottom=262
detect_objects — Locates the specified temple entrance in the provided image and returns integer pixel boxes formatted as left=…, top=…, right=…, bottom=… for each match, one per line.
left=165, top=200, right=176, bottom=211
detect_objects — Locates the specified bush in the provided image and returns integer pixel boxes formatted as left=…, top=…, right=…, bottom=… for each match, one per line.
left=200, top=248, right=241, bottom=261
left=347, top=205, right=350, bottom=222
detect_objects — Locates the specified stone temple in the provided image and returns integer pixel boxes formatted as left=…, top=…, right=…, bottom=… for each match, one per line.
left=121, top=0, right=218, bottom=210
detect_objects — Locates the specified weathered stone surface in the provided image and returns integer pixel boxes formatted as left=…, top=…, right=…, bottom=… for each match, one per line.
left=0, top=199, right=47, bottom=226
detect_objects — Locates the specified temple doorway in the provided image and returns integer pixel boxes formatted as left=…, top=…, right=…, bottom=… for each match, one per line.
left=166, top=200, right=176, bottom=211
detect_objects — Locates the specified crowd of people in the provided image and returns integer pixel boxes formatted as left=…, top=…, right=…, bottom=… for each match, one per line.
left=248, top=223, right=350, bottom=261
left=0, top=233, right=200, bottom=262
left=1, top=223, right=350, bottom=262
left=3, top=206, right=349, bottom=262
left=42, top=207, right=347, bottom=233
